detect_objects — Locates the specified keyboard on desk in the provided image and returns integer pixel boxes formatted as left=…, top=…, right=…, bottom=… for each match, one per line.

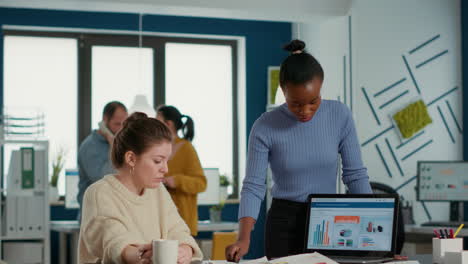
left=420, top=221, right=468, bottom=227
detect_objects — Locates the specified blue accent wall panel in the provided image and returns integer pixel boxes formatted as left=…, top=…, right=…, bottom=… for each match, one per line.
left=463, top=0, right=468, bottom=162
left=461, top=0, right=468, bottom=221
left=0, top=7, right=291, bottom=261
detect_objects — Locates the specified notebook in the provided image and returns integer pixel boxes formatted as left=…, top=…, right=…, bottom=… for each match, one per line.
left=304, top=194, right=399, bottom=264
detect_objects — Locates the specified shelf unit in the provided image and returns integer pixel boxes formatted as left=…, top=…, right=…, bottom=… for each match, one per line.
left=0, top=139, right=50, bottom=264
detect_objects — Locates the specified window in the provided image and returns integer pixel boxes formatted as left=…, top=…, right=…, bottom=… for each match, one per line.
left=166, top=43, right=234, bottom=194
left=91, top=46, right=154, bottom=128
left=4, top=36, right=78, bottom=195
left=3, top=31, right=240, bottom=198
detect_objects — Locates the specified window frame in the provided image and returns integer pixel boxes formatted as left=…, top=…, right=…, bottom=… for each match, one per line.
left=3, top=29, right=240, bottom=198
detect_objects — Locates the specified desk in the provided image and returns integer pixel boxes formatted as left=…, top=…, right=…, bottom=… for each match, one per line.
left=408, top=254, right=432, bottom=264
left=197, top=220, right=239, bottom=232
left=50, top=220, right=239, bottom=264
left=50, top=221, right=80, bottom=264
left=404, top=225, right=468, bottom=255
left=405, top=225, right=468, bottom=236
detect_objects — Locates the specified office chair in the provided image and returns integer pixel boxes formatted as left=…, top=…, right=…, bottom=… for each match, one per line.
left=370, top=182, right=405, bottom=255
left=211, top=231, right=237, bottom=260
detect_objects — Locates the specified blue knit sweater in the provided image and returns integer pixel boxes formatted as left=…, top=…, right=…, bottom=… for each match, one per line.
left=239, top=100, right=372, bottom=220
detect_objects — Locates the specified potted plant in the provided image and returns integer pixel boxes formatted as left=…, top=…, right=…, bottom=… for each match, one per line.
left=209, top=174, right=231, bottom=222
left=209, top=201, right=225, bottom=223
left=219, top=174, right=230, bottom=202
left=50, top=147, right=66, bottom=203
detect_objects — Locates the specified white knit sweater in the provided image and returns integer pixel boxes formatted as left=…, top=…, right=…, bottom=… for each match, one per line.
left=78, top=174, right=203, bottom=264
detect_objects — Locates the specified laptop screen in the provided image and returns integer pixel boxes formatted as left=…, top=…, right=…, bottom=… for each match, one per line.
left=306, top=196, right=396, bottom=253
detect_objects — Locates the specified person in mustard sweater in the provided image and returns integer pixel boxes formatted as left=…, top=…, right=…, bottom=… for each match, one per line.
left=156, top=105, right=207, bottom=236
left=78, top=112, right=202, bottom=264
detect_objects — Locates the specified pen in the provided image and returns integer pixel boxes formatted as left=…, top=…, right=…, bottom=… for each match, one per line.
left=450, top=229, right=454, bottom=238
left=433, top=229, right=440, bottom=238
left=439, top=229, right=445, bottom=239
left=444, top=229, right=450, bottom=239
left=454, top=224, right=465, bottom=238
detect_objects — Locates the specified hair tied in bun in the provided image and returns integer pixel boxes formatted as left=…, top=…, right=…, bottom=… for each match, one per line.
left=283, top=39, right=306, bottom=55
left=124, top=112, right=148, bottom=126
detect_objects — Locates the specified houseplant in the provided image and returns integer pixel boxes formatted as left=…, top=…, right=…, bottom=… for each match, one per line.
left=209, top=174, right=231, bottom=222
left=49, top=147, right=66, bottom=202
left=219, top=174, right=230, bottom=202
left=209, top=201, right=225, bottom=223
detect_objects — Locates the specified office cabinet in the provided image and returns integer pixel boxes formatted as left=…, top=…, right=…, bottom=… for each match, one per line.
left=0, top=140, right=50, bottom=264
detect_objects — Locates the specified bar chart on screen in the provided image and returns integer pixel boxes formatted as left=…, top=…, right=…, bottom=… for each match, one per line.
left=310, top=219, right=331, bottom=247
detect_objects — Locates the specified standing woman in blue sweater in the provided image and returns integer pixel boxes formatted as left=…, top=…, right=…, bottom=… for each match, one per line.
left=226, top=40, right=373, bottom=261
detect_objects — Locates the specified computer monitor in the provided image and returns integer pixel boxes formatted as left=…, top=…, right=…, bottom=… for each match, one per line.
left=65, top=168, right=79, bottom=209
left=197, top=168, right=220, bottom=205
left=417, top=161, right=468, bottom=201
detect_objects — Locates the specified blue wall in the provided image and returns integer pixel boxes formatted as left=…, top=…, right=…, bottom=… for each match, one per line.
left=461, top=0, right=468, bottom=225
left=0, top=7, right=291, bottom=262
left=463, top=0, right=468, bottom=162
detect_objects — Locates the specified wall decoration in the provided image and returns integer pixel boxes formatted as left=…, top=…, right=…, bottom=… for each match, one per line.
left=392, top=99, right=432, bottom=140
left=267, top=66, right=280, bottom=105
left=357, top=31, right=461, bottom=222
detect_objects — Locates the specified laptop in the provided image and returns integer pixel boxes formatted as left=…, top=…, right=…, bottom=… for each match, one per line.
left=304, top=194, right=399, bottom=264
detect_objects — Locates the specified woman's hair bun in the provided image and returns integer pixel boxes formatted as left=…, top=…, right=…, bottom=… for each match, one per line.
left=124, top=112, right=148, bottom=125
left=283, top=39, right=306, bottom=53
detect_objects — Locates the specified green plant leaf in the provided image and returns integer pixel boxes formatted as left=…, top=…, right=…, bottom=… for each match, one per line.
left=50, top=147, right=67, bottom=187
left=219, top=174, right=230, bottom=187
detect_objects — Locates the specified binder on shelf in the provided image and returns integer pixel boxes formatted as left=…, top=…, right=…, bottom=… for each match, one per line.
left=34, top=148, right=45, bottom=190
left=33, top=195, right=45, bottom=237
left=22, top=195, right=43, bottom=238
left=24, top=196, right=36, bottom=237
left=5, top=195, right=45, bottom=238
left=21, top=147, right=35, bottom=189
left=7, top=150, right=21, bottom=192
left=16, top=196, right=26, bottom=236
left=4, top=196, right=17, bottom=237
left=7, top=148, right=46, bottom=193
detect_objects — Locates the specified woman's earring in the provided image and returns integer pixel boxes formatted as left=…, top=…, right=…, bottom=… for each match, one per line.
left=130, top=166, right=134, bottom=177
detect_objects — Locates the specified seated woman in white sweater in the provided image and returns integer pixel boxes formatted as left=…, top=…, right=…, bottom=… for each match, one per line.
left=78, top=112, right=202, bottom=264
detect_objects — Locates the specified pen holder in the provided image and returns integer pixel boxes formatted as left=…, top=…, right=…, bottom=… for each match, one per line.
left=433, top=237, right=463, bottom=263
left=445, top=251, right=468, bottom=264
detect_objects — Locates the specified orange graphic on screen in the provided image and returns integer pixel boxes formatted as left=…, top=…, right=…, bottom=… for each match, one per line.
left=335, top=216, right=360, bottom=224
left=440, top=169, right=454, bottom=175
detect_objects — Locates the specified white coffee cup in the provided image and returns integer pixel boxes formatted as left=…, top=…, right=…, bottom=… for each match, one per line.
left=152, top=239, right=178, bottom=264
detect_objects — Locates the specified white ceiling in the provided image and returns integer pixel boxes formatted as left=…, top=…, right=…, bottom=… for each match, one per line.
left=0, top=0, right=351, bottom=23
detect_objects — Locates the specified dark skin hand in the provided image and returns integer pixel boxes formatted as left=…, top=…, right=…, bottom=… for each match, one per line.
left=225, top=217, right=254, bottom=262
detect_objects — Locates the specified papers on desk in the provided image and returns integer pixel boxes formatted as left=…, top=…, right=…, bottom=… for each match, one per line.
left=385, top=260, right=420, bottom=264
left=270, top=252, right=339, bottom=264
left=202, top=252, right=338, bottom=264
left=202, top=257, right=268, bottom=264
